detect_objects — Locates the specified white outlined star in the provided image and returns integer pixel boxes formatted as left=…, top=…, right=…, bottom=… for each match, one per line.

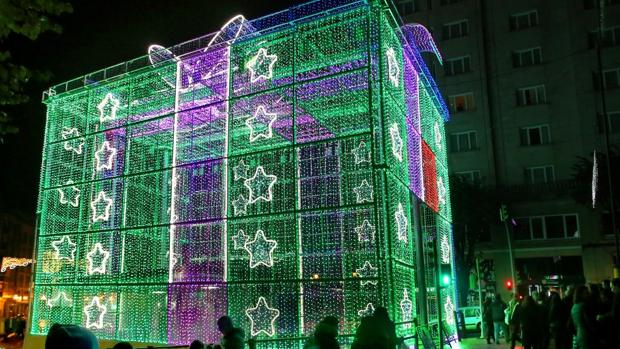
left=246, top=48, right=278, bottom=83
left=441, top=235, right=451, bottom=264
left=245, top=230, right=278, bottom=268
left=97, top=93, right=120, bottom=123
left=352, top=141, right=371, bottom=164
left=434, top=121, right=443, bottom=151
left=232, top=193, right=250, bottom=216
left=389, top=122, right=404, bottom=162
left=245, top=105, right=278, bottom=142
left=386, top=48, right=400, bottom=87
left=444, top=296, right=455, bottom=325
left=51, top=236, right=77, bottom=261
left=84, top=296, right=107, bottom=329
left=46, top=292, right=72, bottom=307
left=357, top=303, right=375, bottom=317
left=58, top=180, right=81, bottom=208
left=244, top=166, right=278, bottom=203
left=437, top=176, right=446, bottom=206
left=355, top=219, right=375, bottom=243
left=353, top=180, right=373, bottom=203
left=94, top=141, right=117, bottom=172
left=356, top=261, right=378, bottom=286
left=86, top=243, right=110, bottom=275
left=401, top=289, right=413, bottom=327
left=232, top=229, right=250, bottom=250
left=233, top=160, right=250, bottom=181
left=246, top=297, right=280, bottom=337
left=61, top=127, right=85, bottom=155
left=91, top=191, right=113, bottom=223
left=394, top=202, right=408, bottom=243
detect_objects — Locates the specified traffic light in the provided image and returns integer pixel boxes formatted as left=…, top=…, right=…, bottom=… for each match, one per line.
left=499, top=204, right=509, bottom=222
left=505, top=279, right=513, bottom=291
left=440, top=264, right=452, bottom=287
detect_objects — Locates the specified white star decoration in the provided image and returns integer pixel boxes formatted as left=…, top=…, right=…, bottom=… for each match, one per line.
left=389, top=122, right=404, bottom=162
left=94, top=141, right=117, bottom=172
left=244, top=166, right=278, bottom=203
left=246, top=105, right=278, bottom=143
left=386, top=48, right=400, bottom=87
left=352, top=141, right=371, bottom=164
left=86, top=243, right=110, bottom=275
left=358, top=303, right=375, bottom=317
left=245, top=230, right=278, bottom=268
left=97, top=93, right=120, bottom=123
left=246, top=297, right=280, bottom=337
left=233, top=160, right=250, bottom=181
left=356, top=261, right=378, bottom=286
left=58, top=180, right=80, bottom=208
left=444, top=296, right=455, bottom=325
left=246, top=48, right=278, bottom=83
left=437, top=176, right=446, bottom=206
left=232, top=193, right=250, bottom=216
left=61, top=127, right=85, bottom=155
left=46, top=292, right=72, bottom=307
left=400, top=289, right=413, bottom=326
left=441, top=235, right=451, bottom=264
left=355, top=219, right=375, bottom=243
left=84, top=296, right=107, bottom=329
left=434, top=122, right=442, bottom=151
left=232, top=229, right=250, bottom=250
left=353, top=180, right=373, bottom=203
left=91, top=191, right=113, bottom=223
left=51, top=236, right=77, bottom=261
left=394, top=203, right=408, bottom=243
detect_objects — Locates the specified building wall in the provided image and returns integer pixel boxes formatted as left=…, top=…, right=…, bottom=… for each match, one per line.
left=399, top=0, right=620, bottom=293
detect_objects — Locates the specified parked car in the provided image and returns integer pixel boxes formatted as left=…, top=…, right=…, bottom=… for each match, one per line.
left=460, top=306, right=482, bottom=331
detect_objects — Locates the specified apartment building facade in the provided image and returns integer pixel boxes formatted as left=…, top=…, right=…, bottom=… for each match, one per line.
left=397, top=0, right=620, bottom=298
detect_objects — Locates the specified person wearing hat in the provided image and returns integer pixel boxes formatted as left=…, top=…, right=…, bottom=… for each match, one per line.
left=45, top=324, right=98, bottom=349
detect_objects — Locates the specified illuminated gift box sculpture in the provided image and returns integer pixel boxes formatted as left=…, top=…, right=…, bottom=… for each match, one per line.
left=32, top=0, right=454, bottom=346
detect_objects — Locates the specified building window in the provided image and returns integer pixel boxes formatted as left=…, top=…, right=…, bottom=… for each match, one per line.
left=608, top=111, right=620, bottom=133
left=516, top=84, right=546, bottom=106
left=449, top=131, right=478, bottom=152
left=584, top=0, right=620, bottom=10
left=514, top=214, right=579, bottom=240
left=588, top=26, right=620, bottom=49
left=520, top=125, right=551, bottom=146
left=448, top=92, right=475, bottom=113
left=455, top=170, right=481, bottom=183
left=395, top=0, right=417, bottom=15
left=513, top=47, right=543, bottom=67
left=442, top=20, right=469, bottom=40
left=509, top=10, right=538, bottom=31
left=444, top=56, right=472, bottom=76
left=524, top=165, right=555, bottom=184
left=603, top=68, right=620, bottom=89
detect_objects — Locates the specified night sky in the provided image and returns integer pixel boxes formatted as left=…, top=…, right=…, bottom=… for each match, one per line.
left=0, top=0, right=308, bottom=216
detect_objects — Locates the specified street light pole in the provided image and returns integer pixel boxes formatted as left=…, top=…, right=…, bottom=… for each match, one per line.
left=596, top=0, right=620, bottom=278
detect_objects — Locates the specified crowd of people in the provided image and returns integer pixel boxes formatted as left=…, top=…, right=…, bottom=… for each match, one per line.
left=43, top=306, right=403, bottom=349
left=482, top=278, right=620, bottom=349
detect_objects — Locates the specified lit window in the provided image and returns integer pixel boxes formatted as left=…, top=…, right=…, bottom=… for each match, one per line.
left=519, top=125, right=551, bottom=145
left=454, top=170, right=481, bottom=184
left=448, top=92, right=475, bottom=113
left=513, top=47, right=542, bottom=67
left=516, top=85, right=546, bottom=106
left=444, top=56, right=471, bottom=76
left=449, top=131, right=478, bottom=152
left=509, top=10, right=538, bottom=31
left=442, top=20, right=469, bottom=40
left=588, top=26, right=620, bottom=49
left=524, top=165, right=554, bottom=184
left=514, top=214, right=579, bottom=240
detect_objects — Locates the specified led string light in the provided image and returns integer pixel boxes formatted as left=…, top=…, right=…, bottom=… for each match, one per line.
left=389, top=122, right=404, bottom=162
left=385, top=48, right=400, bottom=87
left=244, top=166, right=278, bottom=203
left=400, top=289, right=413, bottom=325
left=97, top=93, right=121, bottom=123
left=244, top=230, right=278, bottom=268
left=245, top=105, right=278, bottom=142
left=51, top=236, right=77, bottom=261
left=57, top=180, right=81, bottom=207
left=352, top=141, right=371, bottom=164
left=245, top=48, right=278, bottom=83
left=355, top=219, right=375, bottom=243
left=61, top=127, right=85, bottom=155
left=233, top=160, right=250, bottom=181
left=86, top=243, right=111, bottom=275
left=46, top=292, right=72, bottom=307
left=355, top=261, right=378, bottom=286
left=440, top=235, right=451, bottom=265
left=394, top=203, right=408, bottom=243
left=83, top=296, right=107, bottom=329
left=94, top=141, right=118, bottom=172
left=357, top=303, right=375, bottom=317
left=245, top=296, right=280, bottom=337
left=353, top=180, right=373, bottom=203
left=0, top=257, right=33, bottom=272
left=90, top=191, right=114, bottom=223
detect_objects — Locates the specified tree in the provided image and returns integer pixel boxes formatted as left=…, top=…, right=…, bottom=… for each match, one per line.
left=450, top=175, right=499, bottom=305
left=0, top=0, right=72, bottom=143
